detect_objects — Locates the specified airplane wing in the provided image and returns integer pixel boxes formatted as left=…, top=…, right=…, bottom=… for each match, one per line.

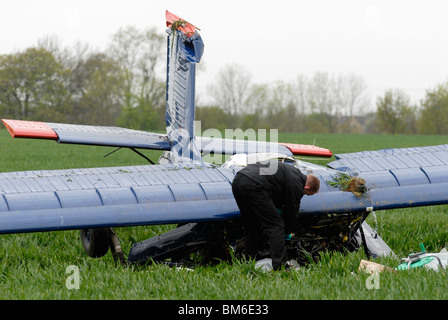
left=328, top=144, right=448, bottom=189
left=2, top=145, right=448, bottom=235
left=0, top=163, right=240, bottom=234
left=299, top=144, right=448, bottom=215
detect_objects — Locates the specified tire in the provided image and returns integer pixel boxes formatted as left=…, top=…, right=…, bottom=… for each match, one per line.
left=80, top=228, right=111, bottom=258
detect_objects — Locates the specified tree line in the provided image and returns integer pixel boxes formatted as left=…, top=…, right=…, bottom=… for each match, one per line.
left=202, top=64, right=448, bottom=135
left=1, top=26, right=448, bottom=135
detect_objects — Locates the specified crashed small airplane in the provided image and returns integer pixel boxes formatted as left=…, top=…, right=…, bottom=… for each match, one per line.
left=1, top=11, right=448, bottom=267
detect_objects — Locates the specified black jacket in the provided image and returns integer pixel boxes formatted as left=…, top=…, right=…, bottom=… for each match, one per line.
left=236, top=160, right=307, bottom=232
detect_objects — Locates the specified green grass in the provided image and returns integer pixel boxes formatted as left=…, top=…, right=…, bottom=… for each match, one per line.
left=1, top=128, right=448, bottom=300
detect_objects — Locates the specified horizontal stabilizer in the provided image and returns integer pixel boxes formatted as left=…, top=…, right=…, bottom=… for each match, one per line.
left=2, top=119, right=171, bottom=150
left=2, top=119, right=57, bottom=139
left=2, top=119, right=332, bottom=158
left=196, top=137, right=332, bottom=158
left=280, top=142, right=332, bottom=158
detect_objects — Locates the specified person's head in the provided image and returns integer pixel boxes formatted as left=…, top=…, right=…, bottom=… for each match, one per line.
left=304, top=174, right=320, bottom=196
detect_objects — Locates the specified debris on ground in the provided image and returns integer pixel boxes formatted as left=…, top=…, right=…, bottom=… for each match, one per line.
left=358, top=259, right=397, bottom=274
left=396, top=243, right=448, bottom=271
left=326, top=172, right=368, bottom=197
left=254, top=258, right=300, bottom=272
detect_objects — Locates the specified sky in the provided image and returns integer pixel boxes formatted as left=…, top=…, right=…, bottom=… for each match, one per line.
left=1, top=0, right=448, bottom=110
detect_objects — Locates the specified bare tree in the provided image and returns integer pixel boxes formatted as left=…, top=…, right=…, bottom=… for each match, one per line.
left=307, top=71, right=338, bottom=132
left=335, top=73, right=371, bottom=117
left=245, top=83, right=269, bottom=116
left=107, top=26, right=165, bottom=108
left=289, top=74, right=309, bottom=131
left=208, top=64, right=251, bottom=117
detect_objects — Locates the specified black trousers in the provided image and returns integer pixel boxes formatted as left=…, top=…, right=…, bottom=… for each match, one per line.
left=232, top=173, right=286, bottom=270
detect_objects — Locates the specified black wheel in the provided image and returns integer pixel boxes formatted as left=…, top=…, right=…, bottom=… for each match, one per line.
left=80, top=228, right=111, bottom=258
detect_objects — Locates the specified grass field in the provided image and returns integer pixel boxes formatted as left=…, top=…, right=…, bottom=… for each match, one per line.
left=0, top=128, right=448, bottom=301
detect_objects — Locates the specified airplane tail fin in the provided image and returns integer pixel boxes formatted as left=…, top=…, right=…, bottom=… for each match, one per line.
left=165, top=11, right=204, bottom=163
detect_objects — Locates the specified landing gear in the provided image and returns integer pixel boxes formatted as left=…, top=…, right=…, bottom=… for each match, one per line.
left=80, top=228, right=126, bottom=265
left=80, top=228, right=111, bottom=258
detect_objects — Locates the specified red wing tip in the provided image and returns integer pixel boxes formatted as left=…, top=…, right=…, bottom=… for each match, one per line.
left=280, top=142, right=333, bottom=158
left=2, top=119, right=58, bottom=140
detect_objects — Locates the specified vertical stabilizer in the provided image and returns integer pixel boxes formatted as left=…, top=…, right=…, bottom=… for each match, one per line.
left=165, top=11, right=204, bottom=163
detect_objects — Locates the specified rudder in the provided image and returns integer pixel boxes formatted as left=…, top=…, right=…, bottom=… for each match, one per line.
left=165, top=11, right=204, bottom=163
